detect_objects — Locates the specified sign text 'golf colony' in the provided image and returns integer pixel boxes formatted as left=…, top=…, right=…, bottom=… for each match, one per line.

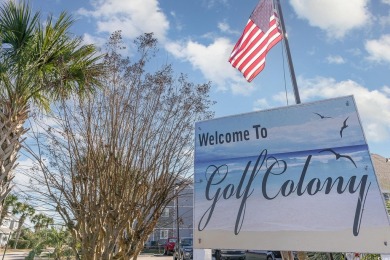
left=194, top=96, right=390, bottom=253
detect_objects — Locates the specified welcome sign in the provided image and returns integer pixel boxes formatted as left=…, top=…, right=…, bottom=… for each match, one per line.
left=194, top=96, right=390, bottom=253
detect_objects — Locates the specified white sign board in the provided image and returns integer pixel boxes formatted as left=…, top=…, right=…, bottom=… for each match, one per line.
left=194, top=96, right=390, bottom=253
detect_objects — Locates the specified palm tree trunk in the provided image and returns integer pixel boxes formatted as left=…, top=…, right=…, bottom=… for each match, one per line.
left=0, top=103, right=28, bottom=216
left=13, top=215, right=26, bottom=249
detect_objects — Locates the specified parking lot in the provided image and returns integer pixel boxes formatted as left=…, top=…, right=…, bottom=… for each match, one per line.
left=138, top=251, right=276, bottom=260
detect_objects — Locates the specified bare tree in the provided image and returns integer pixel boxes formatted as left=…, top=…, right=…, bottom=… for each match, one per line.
left=25, top=31, right=214, bottom=259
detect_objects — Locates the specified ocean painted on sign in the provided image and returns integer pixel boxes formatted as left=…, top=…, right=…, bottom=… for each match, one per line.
left=194, top=96, right=389, bottom=239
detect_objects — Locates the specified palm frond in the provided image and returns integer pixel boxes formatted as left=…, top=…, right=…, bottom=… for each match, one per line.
left=0, top=1, right=39, bottom=54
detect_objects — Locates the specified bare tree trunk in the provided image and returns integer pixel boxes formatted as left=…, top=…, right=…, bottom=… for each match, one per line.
left=281, top=251, right=294, bottom=260
left=297, top=251, right=308, bottom=260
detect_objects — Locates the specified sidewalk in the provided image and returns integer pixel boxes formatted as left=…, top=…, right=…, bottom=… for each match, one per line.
left=139, top=254, right=173, bottom=260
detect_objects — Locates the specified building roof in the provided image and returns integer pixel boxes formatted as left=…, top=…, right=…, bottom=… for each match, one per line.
left=372, top=153, right=390, bottom=193
left=0, top=227, right=13, bottom=234
left=6, top=215, right=19, bottom=222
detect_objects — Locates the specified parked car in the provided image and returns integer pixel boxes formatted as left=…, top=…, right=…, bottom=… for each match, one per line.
left=246, top=250, right=282, bottom=260
left=158, top=238, right=167, bottom=246
left=214, top=249, right=246, bottom=260
left=173, top=237, right=193, bottom=260
left=164, top=237, right=177, bottom=255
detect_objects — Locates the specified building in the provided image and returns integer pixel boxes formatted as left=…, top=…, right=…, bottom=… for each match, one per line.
left=148, top=184, right=193, bottom=246
left=0, top=215, right=18, bottom=247
left=372, top=153, right=390, bottom=197
left=372, top=153, right=390, bottom=193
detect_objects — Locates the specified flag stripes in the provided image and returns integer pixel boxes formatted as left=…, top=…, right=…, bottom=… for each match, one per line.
left=229, top=10, right=282, bottom=82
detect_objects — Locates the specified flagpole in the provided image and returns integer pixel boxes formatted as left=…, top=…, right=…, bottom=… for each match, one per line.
left=275, top=0, right=301, bottom=104
left=274, top=4, right=301, bottom=259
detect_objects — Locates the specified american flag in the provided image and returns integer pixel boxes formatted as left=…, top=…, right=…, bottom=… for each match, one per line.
left=229, top=0, right=282, bottom=82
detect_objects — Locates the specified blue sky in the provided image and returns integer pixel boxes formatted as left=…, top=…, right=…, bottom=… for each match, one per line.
left=20, top=0, right=390, bottom=157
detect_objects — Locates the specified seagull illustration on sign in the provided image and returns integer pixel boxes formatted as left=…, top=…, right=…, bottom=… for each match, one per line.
left=313, top=112, right=332, bottom=119
left=319, top=148, right=357, bottom=168
left=340, top=117, right=349, bottom=137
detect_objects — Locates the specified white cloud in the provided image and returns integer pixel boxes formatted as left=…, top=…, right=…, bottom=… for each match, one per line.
left=383, top=86, right=390, bottom=95
left=13, top=157, right=35, bottom=189
left=170, top=11, right=183, bottom=31
left=217, top=22, right=239, bottom=35
left=253, top=98, right=271, bottom=110
left=82, top=33, right=106, bottom=49
left=165, top=37, right=255, bottom=95
left=380, top=13, right=390, bottom=27
left=290, top=0, right=371, bottom=39
left=292, top=76, right=390, bottom=142
left=382, top=0, right=390, bottom=4
left=273, top=91, right=296, bottom=105
left=365, top=34, right=390, bottom=63
left=326, top=55, right=346, bottom=64
left=218, top=22, right=230, bottom=33
left=347, top=48, right=362, bottom=57
left=82, top=32, right=132, bottom=57
left=202, top=0, right=229, bottom=9
left=77, top=0, right=169, bottom=41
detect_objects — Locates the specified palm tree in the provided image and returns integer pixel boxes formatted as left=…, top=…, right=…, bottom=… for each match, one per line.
left=0, top=193, right=18, bottom=225
left=12, top=201, right=35, bottom=248
left=0, top=1, right=105, bottom=214
left=31, top=213, right=54, bottom=232
left=46, top=227, right=71, bottom=259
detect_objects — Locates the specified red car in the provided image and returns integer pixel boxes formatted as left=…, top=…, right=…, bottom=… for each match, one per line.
left=164, top=237, right=177, bottom=255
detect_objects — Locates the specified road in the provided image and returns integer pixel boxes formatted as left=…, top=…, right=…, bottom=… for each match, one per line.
left=139, top=255, right=173, bottom=260
left=0, top=250, right=29, bottom=260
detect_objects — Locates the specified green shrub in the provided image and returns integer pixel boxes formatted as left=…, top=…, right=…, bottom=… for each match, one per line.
left=8, top=239, right=31, bottom=249
left=24, top=250, right=36, bottom=260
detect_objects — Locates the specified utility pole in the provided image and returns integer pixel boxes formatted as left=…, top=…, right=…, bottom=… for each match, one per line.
left=176, top=187, right=180, bottom=260
left=1, top=232, right=11, bottom=260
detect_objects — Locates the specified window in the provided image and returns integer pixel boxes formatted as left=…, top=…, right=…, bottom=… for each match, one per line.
left=9, top=220, right=16, bottom=229
left=160, top=229, right=168, bottom=239
left=162, top=208, right=169, bottom=217
left=1, top=220, right=9, bottom=227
